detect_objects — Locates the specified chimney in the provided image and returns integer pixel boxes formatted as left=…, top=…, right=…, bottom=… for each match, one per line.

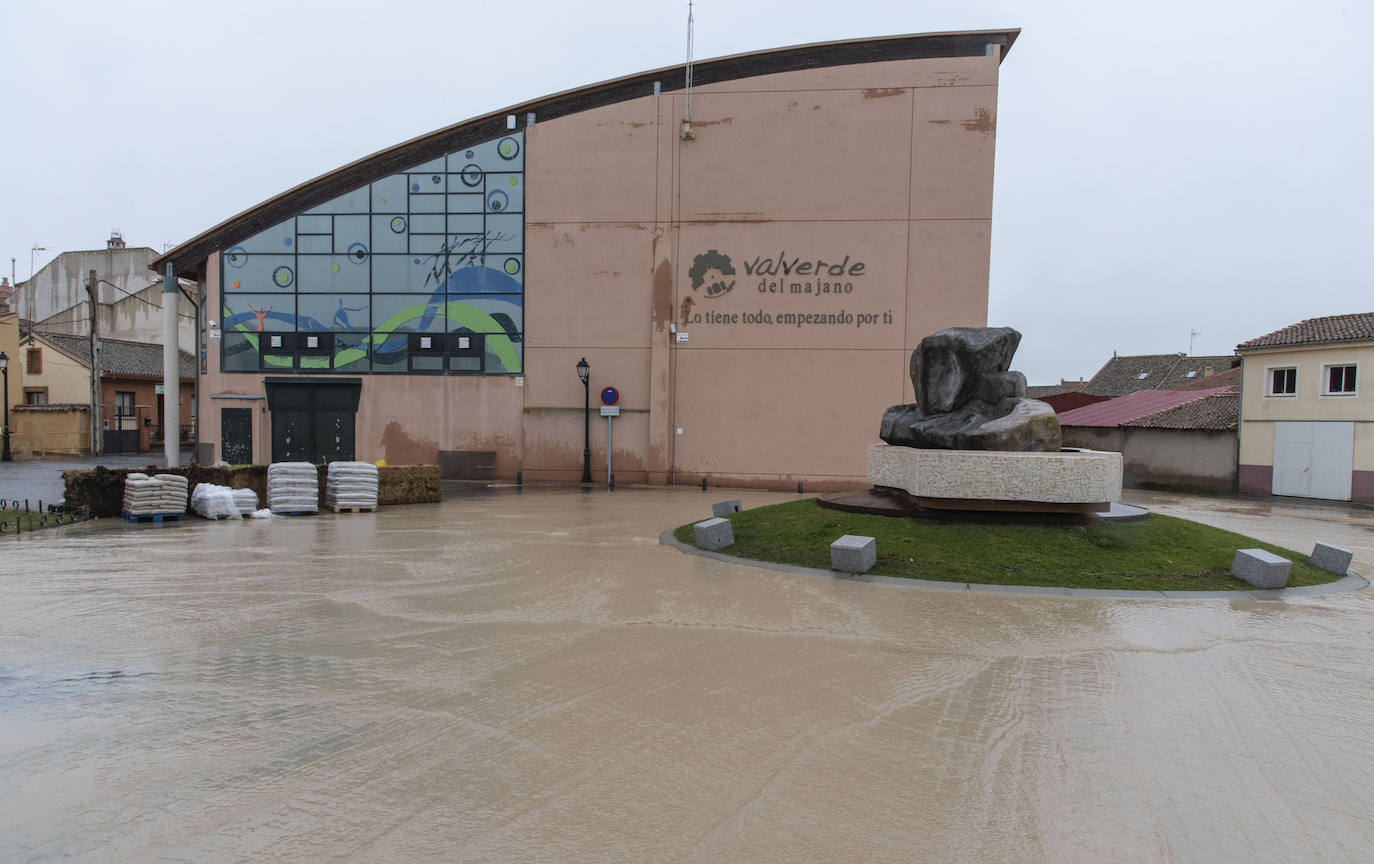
left=107, top=231, right=126, bottom=249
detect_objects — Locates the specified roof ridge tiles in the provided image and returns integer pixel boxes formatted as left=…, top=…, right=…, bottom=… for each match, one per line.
left=1237, top=312, right=1374, bottom=351
left=1057, top=384, right=1233, bottom=428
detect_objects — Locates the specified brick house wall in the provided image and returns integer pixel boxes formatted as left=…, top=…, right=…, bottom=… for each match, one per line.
left=99, top=377, right=195, bottom=452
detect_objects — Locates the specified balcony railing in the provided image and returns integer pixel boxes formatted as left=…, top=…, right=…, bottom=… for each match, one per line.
left=150, top=424, right=195, bottom=444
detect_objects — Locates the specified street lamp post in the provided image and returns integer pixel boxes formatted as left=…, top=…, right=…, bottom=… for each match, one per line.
left=0, top=351, right=11, bottom=462
left=576, top=357, right=591, bottom=483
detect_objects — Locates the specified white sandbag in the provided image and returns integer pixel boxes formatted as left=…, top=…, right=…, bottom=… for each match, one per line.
left=231, top=488, right=259, bottom=514
left=191, top=483, right=241, bottom=520
left=267, top=462, right=320, bottom=512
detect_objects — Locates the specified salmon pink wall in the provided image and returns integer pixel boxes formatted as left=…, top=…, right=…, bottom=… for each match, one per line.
left=197, top=47, right=1004, bottom=487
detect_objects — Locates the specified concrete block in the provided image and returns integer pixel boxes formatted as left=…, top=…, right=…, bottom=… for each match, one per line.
left=830, top=534, right=877, bottom=573
left=1230, top=548, right=1292, bottom=589
left=867, top=443, right=1122, bottom=506
left=1310, top=542, right=1354, bottom=575
left=712, top=499, right=742, bottom=517
left=693, top=517, right=734, bottom=551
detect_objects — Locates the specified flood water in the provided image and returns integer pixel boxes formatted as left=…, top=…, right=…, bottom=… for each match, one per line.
left=4, top=486, right=1374, bottom=862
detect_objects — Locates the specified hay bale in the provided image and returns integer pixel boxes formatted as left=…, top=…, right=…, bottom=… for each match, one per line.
left=379, top=465, right=441, bottom=505
left=63, top=466, right=127, bottom=517
left=226, top=465, right=268, bottom=505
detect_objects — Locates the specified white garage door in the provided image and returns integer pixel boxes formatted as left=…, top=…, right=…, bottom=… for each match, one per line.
left=1272, top=421, right=1354, bottom=500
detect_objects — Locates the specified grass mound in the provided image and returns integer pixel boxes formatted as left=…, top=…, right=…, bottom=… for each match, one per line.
left=674, top=499, right=1340, bottom=591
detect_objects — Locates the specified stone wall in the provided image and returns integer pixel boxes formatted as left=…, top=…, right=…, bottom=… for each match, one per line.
left=1062, top=426, right=1236, bottom=492
left=11, top=405, right=90, bottom=457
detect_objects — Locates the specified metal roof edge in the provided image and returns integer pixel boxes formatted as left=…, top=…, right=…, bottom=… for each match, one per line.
left=153, top=28, right=1019, bottom=278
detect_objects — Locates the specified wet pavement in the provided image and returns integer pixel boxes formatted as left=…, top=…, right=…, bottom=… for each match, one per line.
left=4, top=486, right=1374, bottom=862
left=1123, top=488, right=1374, bottom=575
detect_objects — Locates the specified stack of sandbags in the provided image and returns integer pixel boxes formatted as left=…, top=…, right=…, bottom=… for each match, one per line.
left=267, top=462, right=319, bottom=514
left=122, top=472, right=189, bottom=515
left=190, top=483, right=239, bottom=519
left=326, top=461, right=380, bottom=511
left=232, top=488, right=259, bottom=515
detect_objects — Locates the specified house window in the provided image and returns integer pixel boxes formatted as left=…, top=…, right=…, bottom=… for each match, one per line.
left=26, top=346, right=41, bottom=374
left=115, top=391, right=135, bottom=417
left=24, top=388, right=48, bottom=405
left=1268, top=367, right=1297, bottom=396
left=1324, top=364, right=1357, bottom=395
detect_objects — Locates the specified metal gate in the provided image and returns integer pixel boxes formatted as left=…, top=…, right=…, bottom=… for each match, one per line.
left=264, top=378, right=361, bottom=464
left=102, top=429, right=140, bottom=453
left=1272, top=421, right=1353, bottom=500
left=104, top=412, right=140, bottom=453
left=221, top=407, right=253, bottom=465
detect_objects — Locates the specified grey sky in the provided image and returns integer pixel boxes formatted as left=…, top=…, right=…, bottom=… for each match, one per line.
left=5, top=0, right=1370, bottom=384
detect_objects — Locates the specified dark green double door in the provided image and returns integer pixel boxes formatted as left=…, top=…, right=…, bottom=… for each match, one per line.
left=264, top=378, right=361, bottom=464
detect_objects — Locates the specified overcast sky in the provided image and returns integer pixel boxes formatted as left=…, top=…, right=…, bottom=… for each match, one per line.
left=5, top=0, right=1370, bottom=383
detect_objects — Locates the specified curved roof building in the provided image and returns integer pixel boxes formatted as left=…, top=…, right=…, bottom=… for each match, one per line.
left=160, top=29, right=1018, bottom=486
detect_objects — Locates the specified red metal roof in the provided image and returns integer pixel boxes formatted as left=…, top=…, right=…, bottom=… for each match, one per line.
left=1056, top=385, right=1234, bottom=428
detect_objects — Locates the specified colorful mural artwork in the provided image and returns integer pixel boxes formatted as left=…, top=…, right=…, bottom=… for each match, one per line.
left=221, top=133, right=524, bottom=374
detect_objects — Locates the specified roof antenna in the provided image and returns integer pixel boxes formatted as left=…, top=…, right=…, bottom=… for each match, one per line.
left=1189, top=328, right=1200, bottom=354
left=681, top=0, right=696, bottom=140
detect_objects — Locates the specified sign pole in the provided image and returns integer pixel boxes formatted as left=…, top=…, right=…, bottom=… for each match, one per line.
left=599, top=385, right=620, bottom=491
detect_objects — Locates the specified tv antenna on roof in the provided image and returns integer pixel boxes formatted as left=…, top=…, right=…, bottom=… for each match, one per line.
left=1189, top=328, right=1201, bottom=354
left=681, top=0, right=696, bottom=140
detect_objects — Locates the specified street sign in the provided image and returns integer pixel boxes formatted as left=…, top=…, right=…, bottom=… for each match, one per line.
left=600, top=386, right=619, bottom=405
left=599, top=405, right=620, bottom=417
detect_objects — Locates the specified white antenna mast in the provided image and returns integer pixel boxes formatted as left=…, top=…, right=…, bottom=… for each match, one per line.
left=1189, top=328, right=1201, bottom=354
left=681, top=0, right=696, bottom=140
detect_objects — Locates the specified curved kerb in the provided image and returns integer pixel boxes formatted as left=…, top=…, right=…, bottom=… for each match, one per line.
left=659, top=531, right=1369, bottom=599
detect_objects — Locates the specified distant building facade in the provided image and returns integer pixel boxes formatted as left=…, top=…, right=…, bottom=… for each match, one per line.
left=18, top=332, right=194, bottom=455
left=1080, top=353, right=1239, bottom=398
left=12, top=238, right=195, bottom=348
left=1237, top=313, right=1373, bottom=503
left=1058, top=386, right=1238, bottom=492
left=155, top=30, right=1019, bottom=485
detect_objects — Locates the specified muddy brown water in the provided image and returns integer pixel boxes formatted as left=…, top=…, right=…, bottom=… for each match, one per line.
left=4, top=487, right=1374, bottom=862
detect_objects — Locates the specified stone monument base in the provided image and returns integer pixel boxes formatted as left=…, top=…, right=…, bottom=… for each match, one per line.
left=866, top=443, right=1123, bottom=513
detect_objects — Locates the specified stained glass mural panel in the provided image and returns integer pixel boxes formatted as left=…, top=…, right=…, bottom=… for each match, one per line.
left=222, top=131, right=523, bottom=375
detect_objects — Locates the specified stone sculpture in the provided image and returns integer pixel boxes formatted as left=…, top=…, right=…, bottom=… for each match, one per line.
left=879, top=327, right=1061, bottom=452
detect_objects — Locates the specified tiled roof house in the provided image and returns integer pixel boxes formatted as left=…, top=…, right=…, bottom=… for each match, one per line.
left=1081, top=353, right=1239, bottom=398
left=1236, top=312, right=1373, bottom=502
left=34, top=332, right=195, bottom=379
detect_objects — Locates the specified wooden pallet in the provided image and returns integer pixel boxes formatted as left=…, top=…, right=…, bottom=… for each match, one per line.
left=122, top=511, right=186, bottom=524
left=327, top=505, right=375, bottom=513
left=271, top=510, right=317, bottom=517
